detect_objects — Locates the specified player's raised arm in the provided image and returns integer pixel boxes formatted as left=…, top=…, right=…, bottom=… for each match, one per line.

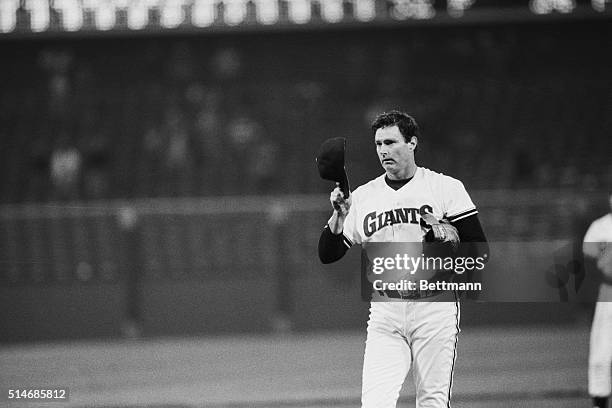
left=318, top=184, right=352, bottom=264
left=328, top=184, right=351, bottom=233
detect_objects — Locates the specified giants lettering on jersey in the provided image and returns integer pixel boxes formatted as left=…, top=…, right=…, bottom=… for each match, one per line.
left=363, top=205, right=433, bottom=237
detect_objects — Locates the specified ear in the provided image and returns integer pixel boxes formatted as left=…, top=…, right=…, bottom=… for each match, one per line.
left=409, top=136, right=418, bottom=149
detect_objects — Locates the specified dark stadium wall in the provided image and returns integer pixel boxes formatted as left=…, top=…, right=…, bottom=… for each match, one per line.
left=140, top=280, right=277, bottom=336
left=0, top=191, right=604, bottom=342
left=0, top=284, right=125, bottom=342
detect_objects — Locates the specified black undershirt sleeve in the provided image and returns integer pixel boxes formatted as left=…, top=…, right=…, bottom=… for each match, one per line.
left=450, top=213, right=489, bottom=261
left=318, top=225, right=350, bottom=264
left=450, top=213, right=489, bottom=299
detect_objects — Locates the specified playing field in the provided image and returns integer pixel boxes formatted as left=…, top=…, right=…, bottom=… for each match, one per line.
left=1, top=323, right=590, bottom=408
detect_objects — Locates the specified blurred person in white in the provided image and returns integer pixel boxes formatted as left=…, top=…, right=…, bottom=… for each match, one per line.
left=50, top=133, right=82, bottom=201
left=38, top=49, right=73, bottom=119
left=192, top=87, right=222, bottom=194
left=163, top=106, right=194, bottom=196
left=583, top=191, right=612, bottom=408
left=250, top=137, right=279, bottom=193
left=211, top=47, right=241, bottom=79
left=227, top=115, right=279, bottom=194
left=79, top=110, right=111, bottom=200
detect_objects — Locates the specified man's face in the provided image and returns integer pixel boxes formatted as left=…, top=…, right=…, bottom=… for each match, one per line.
left=374, top=125, right=414, bottom=176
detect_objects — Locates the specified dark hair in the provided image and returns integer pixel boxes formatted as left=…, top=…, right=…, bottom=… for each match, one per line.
left=371, top=110, right=420, bottom=143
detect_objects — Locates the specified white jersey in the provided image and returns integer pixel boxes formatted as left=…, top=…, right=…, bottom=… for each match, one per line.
left=584, top=213, right=612, bottom=248
left=583, top=213, right=612, bottom=302
left=584, top=213, right=612, bottom=397
left=340, top=167, right=477, bottom=247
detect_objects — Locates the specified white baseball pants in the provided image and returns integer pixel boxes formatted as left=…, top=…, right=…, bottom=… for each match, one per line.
left=589, top=287, right=612, bottom=397
left=361, top=297, right=460, bottom=408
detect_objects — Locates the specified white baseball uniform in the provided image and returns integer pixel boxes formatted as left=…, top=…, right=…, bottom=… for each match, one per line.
left=583, top=213, right=612, bottom=398
left=338, top=167, right=478, bottom=408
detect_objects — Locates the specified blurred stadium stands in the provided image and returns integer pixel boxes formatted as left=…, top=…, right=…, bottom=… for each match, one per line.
left=1, top=21, right=611, bottom=203
left=1, top=15, right=611, bottom=342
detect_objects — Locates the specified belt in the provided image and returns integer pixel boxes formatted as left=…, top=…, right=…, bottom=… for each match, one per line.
left=377, top=288, right=445, bottom=300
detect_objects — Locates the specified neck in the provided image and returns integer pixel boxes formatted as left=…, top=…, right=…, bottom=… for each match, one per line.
left=386, top=163, right=417, bottom=181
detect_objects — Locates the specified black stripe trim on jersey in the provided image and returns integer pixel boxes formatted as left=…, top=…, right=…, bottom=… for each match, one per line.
left=342, top=234, right=353, bottom=249
left=447, top=291, right=460, bottom=408
left=447, top=208, right=478, bottom=223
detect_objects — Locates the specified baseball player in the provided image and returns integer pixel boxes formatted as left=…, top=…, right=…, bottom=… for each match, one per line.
left=319, top=110, right=488, bottom=408
left=583, top=192, right=612, bottom=408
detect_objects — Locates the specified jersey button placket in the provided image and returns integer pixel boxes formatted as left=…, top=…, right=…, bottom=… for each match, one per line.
left=392, top=201, right=401, bottom=240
